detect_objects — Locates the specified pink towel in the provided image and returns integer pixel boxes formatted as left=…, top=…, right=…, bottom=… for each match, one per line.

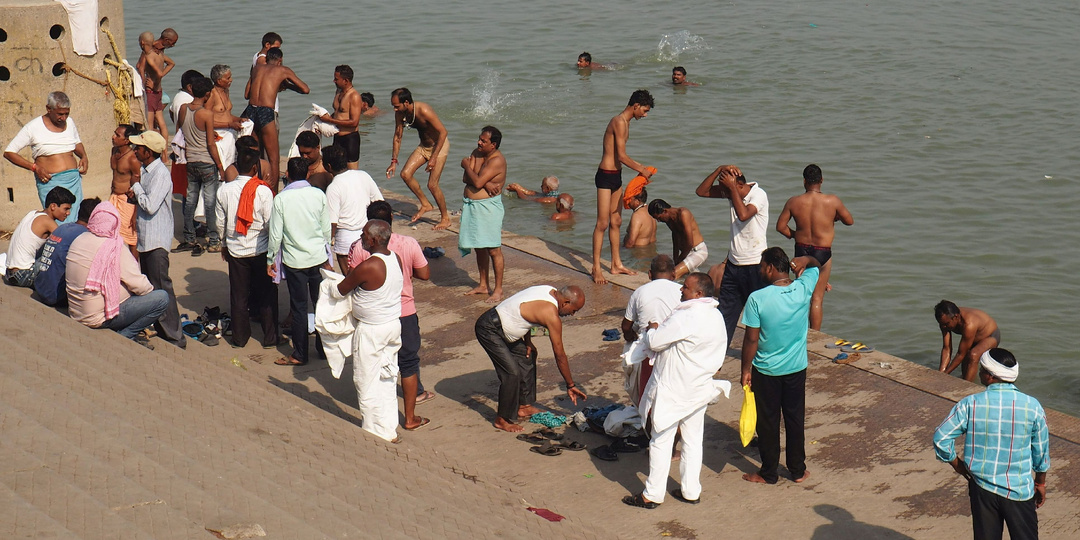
left=85, top=202, right=124, bottom=320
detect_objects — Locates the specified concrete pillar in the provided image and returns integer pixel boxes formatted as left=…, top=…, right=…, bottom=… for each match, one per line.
left=0, top=0, right=126, bottom=229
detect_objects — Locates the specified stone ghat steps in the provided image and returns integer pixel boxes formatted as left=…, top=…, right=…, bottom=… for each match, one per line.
left=0, top=287, right=609, bottom=539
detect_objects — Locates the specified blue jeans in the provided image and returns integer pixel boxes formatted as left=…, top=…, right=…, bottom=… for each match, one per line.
left=102, top=290, right=169, bottom=339
left=183, top=161, right=220, bottom=245
left=4, top=267, right=39, bottom=288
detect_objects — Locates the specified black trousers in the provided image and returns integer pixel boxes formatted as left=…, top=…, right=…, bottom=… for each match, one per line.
left=475, top=308, right=537, bottom=422
left=226, top=251, right=278, bottom=347
left=139, top=248, right=186, bottom=347
left=284, top=263, right=324, bottom=363
left=752, top=367, right=806, bottom=484
left=718, top=261, right=766, bottom=343
left=969, top=480, right=1039, bottom=540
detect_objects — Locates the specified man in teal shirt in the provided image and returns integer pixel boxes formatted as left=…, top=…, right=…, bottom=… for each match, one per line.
left=739, top=246, right=820, bottom=485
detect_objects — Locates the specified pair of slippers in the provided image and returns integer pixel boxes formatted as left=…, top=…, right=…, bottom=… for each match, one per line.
left=529, top=439, right=587, bottom=456
left=833, top=352, right=861, bottom=365
left=622, top=489, right=700, bottom=509
left=516, top=428, right=563, bottom=444
left=825, top=339, right=876, bottom=353
left=590, top=438, right=643, bottom=461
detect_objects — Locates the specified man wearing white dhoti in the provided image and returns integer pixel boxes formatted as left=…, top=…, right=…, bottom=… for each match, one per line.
left=624, top=273, right=730, bottom=509
left=336, top=220, right=403, bottom=442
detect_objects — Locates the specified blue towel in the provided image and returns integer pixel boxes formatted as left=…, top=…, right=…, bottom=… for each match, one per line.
left=36, top=168, right=82, bottom=224
left=529, top=411, right=567, bottom=428
left=458, top=196, right=504, bottom=257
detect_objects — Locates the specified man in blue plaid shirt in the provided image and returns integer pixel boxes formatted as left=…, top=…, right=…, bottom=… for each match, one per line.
left=933, top=348, right=1050, bottom=540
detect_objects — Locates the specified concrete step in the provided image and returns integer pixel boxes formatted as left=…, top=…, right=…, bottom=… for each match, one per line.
left=0, top=482, right=80, bottom=539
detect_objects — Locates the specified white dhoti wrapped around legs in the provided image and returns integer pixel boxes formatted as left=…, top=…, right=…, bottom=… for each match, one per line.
left=352, top=319, right=402, bottom=441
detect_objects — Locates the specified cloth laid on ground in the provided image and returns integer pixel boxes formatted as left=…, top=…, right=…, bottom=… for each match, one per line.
left=287, top=104, right=339, bottom=158
left=83, top=202, right=124, bottom=319
left=622, top=166, right=657, bottom=208
left=56, top=0, right=99, bottom=56
left=528, top=411, right=567, bottom=428
left=314, top=269, right=354, bottom=379
left=603, top=405, right=643, bottom=438
left=458, top=196, right=504, bottom=256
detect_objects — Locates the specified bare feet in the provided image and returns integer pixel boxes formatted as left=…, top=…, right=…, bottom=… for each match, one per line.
left=410, top=204, right=435, bottom=223
left=518, top=404, right=543, bottom=417
left=486, top=289, right=503, bottom=304
left=742, top=473, right=769, bottom=484
left=794, top=471, right=811, bottom=483
left=465, top=285, right=489, bottom=296
left=610, top=264, right=637, bottom=276
left=493, top=417, right=524, bottom=433
left=591, top=267, right=607, bottom=285
left=432, top=218, right=452, bottom=231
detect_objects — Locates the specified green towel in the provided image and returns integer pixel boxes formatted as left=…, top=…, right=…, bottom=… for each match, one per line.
left=458, top=196, right=504, bottom=257
left=529, top=412, right=567, bottom=428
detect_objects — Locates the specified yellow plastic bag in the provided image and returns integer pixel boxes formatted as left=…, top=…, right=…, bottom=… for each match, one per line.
left=739, top=384, right=757, bottom=447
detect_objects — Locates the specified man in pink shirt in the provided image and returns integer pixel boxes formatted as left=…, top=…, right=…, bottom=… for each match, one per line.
left=348, top=201, right=435, bottom=430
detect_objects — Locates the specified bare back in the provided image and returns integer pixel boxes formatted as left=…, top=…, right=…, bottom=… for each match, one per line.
left=782, top=191, right=852, bottom=247
left=958, top=307, right=999, bottom=342
left=141, top=50, right=167, bottom=91
left=624, top=207, right=656, bottom=247
left=247, top=64, right=297, bottom=107
left=674, top=208, right=704, bottom=248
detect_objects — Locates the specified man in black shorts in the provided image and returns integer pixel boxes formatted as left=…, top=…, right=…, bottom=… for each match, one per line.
left=318, top=65, right=362, bottom=169
left=590, top=89, right=655, bottom=284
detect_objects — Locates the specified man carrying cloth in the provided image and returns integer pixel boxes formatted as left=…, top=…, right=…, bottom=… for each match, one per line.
left=933, top=348, right=1049, bottom=540
left=5, top=91, right=88, bottom=224
left=459, top=126, right=507, bottom=303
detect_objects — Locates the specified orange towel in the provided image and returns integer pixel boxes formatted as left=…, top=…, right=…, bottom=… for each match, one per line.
left=622, top=167, right=657, bottom=209
left=236, top=176, right=271, bottom=236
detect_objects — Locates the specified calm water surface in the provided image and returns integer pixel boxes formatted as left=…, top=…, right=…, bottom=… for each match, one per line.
left=126, top=0, right=1080, bottom=415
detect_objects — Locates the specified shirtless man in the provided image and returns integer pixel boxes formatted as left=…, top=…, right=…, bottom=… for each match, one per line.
left=136, top=31, right=175, bottom=142
left=935, top=301, right=1001, bottom=382
left=591, top=89, right=655, bottom=284
left=671, top=66, right=700, bottom=87
left=294, top=131, right=333, bottom=191
left=386, top=88, right=452, bottom=229
left=109, top=124, right=141, bottom=257
left=360, top=93, right=381, bottom=117
left=251, top=32, right=282, bottom=68
left=460, top=127, right=507, bottom=303
left=775, top=164, right=854, bottom=330
left=206, top=65, right=245, bottom=169
left=576, top=52, right=610, bottom=71
left=153, top=28, right=178, bottom=52
left=551, top=194, right=574, bottom=221
left=648, top=199, right=706, bottom=279
left=243, top=47, right=310, bottom=187
left=506, top=175, right=560, bottom=203
left=623, top=186, right=656, bottom=248
left=319, top=65, right=362, bottom=169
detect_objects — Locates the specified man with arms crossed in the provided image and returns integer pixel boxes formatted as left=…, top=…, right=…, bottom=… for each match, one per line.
left=935, top=300, right=1001, bottom=382
left=933, top=348, right=1049, bottom=540
left=319, top=65, right=362, bottom=170
left=244, top=47, right=310, bottom=187
left=459, top=126, right=507, bottom=303
left=386, top=88, right=452, bottom=229
left=741, top=247, right=820, bottom=485
left=592, top=89, right=655, bottom=284
left=475, top=285, right=587, bottom=432
left=648, top=199, right=707, bottom=280
left=775, top=164, right=854, bottom=330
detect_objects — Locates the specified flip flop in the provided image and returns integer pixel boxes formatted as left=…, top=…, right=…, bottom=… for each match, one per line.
left=403, top=417, right=430, bottom=431
left=621, top=493, right=659, bottom=509
left=558, top=441, right=587, bottom=451
left=516, top=432, right=547, bottom=444
left=841, top=343, right=875, bottom=353
left=533, top=427, right=564, bottom=441
left=825, top=339, right=853, bottom=349
left=415, top=391, right=437, bottom=405
left=274, top=356, right=306, bottom=366
left=530, top=441, right=563, bottom=456
left=611, top=438, right=643, bottom=453
left=591, top=445, right=619, bottom=462
left=834, top=352, right=861, bottom=365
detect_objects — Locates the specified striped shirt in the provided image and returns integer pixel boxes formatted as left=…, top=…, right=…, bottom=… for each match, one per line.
left=933, top=383, right=1050, bottom=501
left=132, top=159, right=175, bottom=253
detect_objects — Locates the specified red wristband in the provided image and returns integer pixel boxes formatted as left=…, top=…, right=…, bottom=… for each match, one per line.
left=31, top=164, right=37, bottom=172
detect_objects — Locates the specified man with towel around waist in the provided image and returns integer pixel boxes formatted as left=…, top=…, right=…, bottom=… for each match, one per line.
left=623, top=272, right=729, bottom=509
left=475, top=285, right=588, bottom=432
left=5, top=91, right=88, bottom=224
left=336, top=220, right=403, bottom=442
left=459, top=126, right=507, bottom=303
left=324, top=146, right=383, bottom=274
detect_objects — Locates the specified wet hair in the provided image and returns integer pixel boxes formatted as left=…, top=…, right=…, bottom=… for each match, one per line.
left=287, top=157, right=310, bottom=182
left=803, top=164, right=822, bottom=185
left=77, top=197, right=101, bottom=222
left=45, top=186, right=75, bottom=208
left=647, top=198, right=671, bottom=218
left=236, top=146, right=261, bottom=175
left=986, top=348, right=1017, bottom=369
left=934, top=300, right=961, bottom=320
left=556, top=193, right=574, bottom=211
left=235, top=135, right=259, bottom=153
left=482, top=126, right=502, bottom=149
left=261, top=32, right=283, bottom=47
left=628, top=89, right=655, bottom=108
left=46, top=91, right=71, bottom=109
left=366, top=200, right=394, bottom=223
left=322, top=145, right=348, bottom=172
left=650, top=254, right=675, bottom=276
left=210, top=64, right=231, bottom=84
left=295, top=130, right=320, bottom=149
left=118, top=124, right=139, bottom=138
left=542, top=176, right=559, bottom=192
left=364, top=219, right=392, bottom=247
left=760, top=246, right=791, bottom=274
left=266, top=47, right=283, bottom=62
left=578, top=52, right=592, bottom=63
left=391, top=87, right=413, bottom=104
left=360, top=92, right=375, bottom=107
left=686, top=272, right=715, bottom=298
left=673, top=66, right=686, bottom=76
left=180, top=70, right=203, bottom=89
left=335, top=65, right=354, bottom=82
left=190, top=77, right=214, bottom=99
left=631, top=186, right=648, bottom=203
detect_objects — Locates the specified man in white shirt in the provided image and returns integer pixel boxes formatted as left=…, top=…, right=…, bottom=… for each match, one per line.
left=324, top=145, right=383, bottom=273
left=215, top=146, right=278, bottom=348
left=695, top=165, right=769, bottom=343
left=621, top=255, right=681, bottom=405
left=623, top=273, right=728, bottom=509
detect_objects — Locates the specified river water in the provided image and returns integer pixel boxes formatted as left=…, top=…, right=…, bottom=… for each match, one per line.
left=125, top=0, right=1080, bottom=415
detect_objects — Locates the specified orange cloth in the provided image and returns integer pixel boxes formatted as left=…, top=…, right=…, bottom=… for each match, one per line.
left=235, top=176, right=271, bottom=236
left=622, top=167, right=657, bottom=209
left=109, top=193, right=138, bottom=247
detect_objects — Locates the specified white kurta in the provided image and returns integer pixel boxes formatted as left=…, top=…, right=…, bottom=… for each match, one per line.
left=622, top=279, right=682, bottom=404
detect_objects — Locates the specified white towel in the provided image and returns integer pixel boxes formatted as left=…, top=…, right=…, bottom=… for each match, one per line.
left=314, top=269, right=355, bottom=379
left=287, top=104, right=339, bottom=158
left=56, top=0, right=99, bottom=56
left=122, top=59, right=143, bottom=98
